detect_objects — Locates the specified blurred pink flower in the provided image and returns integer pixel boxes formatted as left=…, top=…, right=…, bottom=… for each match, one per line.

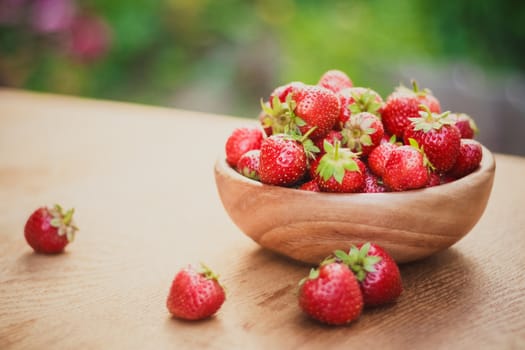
left=0, top=0, right=27, bottom=25
left=66, top=13, right=111, bottom=62
left=31, top=0, right=75, bottom=33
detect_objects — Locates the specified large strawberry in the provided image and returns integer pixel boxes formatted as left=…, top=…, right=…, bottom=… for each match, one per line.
left=24, top=204, right=79, bottom=254
left=341, top=112, right=384, bottom=156
left=403, top=107, right=461, bottom=173
left=382, top=140, right=430, bottom=191
left=225, top=127, right=263, bottom=167
left=318, top=69, right=353, bottom=93
left=166, top=264, right=226, bottom=321
left=316, top=140, right=365, bottom=193
left=262, top=85, right=340, bottom=140
left=336, top=243, right=402, bottom=307
left=381, top=80, right=441, bottom=138
left=298, top=261, right=363, bottom=325
left=259, top=131, right=318, bottom=186
left=447, top=139, right=483, bottom=179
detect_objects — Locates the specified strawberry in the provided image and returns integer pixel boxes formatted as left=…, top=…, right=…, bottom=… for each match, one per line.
left=336, top=87, right=383, bottom=129
left=448, top=113, right=478, bottom=139
left=313, top=130, right=343, bottom=155
left=381, top=80, right=441, bottom=138
left=447, top=139, right=483, bottom=179
left=341, top=112, right=384, bottom=156
left=166, top=264, right=226, bottom=321
left=337, top=243, right=402, bottom=307
left=316, top=141, right=365, bottom=193
left=427, top=171, right=442, bottom=187
left=236, top=149, right=260, bottom=181
left=367, top=138, right=398, bottom=177
left=298, top=261, right=363, bottom=325
left=225, top=127, right=263, bottom=167
left=298, top=179, right=321, bottom=192
left=259, top=131, right=318, bottom=187
left=403, top=106, right=461, bottom=173
left=382, top=140, right=430, bottom=191
left=24, top=204, right=78, bottom=254
left=318, top=69, right=353, bottom=93
left=262, top=85, right=340, bottom=140
left=363, top=167, right=387, bottom=193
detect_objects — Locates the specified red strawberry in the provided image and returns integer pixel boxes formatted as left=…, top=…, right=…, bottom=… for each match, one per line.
left=447, top=139, right=483, bottom=179
left=367, top=139, right=398, bottom=177
left=363, top=167, right=387, bottom=193
left=24, top=204, right=78, bottom=254
left=298, top=261, right=363, bottom=325
left=166, top=264, right=226, bottom=321
left=338, top=243, right=402, bottom=307
left=426, top=171, right=442, bottom=187
left=259, top=132, right=318, bottom=186
left=313, top=130, right=343, bottom=155
left=448, top=113, right=478, bottom=139
left=381, top=80, right=441, bottom=138
left=382, top=141, right=430, bottom=191
left=337, top=87, right=383, bottom=127
left=260, top=81, right=305, bottom=135
left=225, top=127, right=263, bottom=167
left=316, top=141, right=365, bottom=193
left=236, top=149, right=260, bottom=181
left=318, top=69, right=353, bottom=93
left=298, top=179, right=321, bottom=192
left=403, top=107, right=461, bottom=173
left=342, top=112, right=384, bottom=156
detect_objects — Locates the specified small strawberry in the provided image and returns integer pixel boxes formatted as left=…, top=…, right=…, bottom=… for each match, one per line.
left=316, top=140, right=365, bottom=193
left=318, top=69, right=353, bottom=93
left=166, top=264, right=226, bottom=321
left=225, top=127, right=263, bottom=167
left=298, top=179, right=321, bottom=192
left=382, top=140, right=430, bottom=191
left=336, top=87, right=383, bottom=128
left=259, top=130, right=319, bottom=187
left=236, top=149, right=260, bottom=181
left=426, top=171, right=442, bottom=187
left=403, top=106, right=461, bottom=173
left=367, top=137, right=398, bottom=177
left=381, top=80, right=441, bottom=138
left=447, top=139, right=483, bottom=179
left=363, top=167, right=387, bottom=193
left=24, top=204, right=79, bottom=254
left=298, top=261, right=363, bottom=325
left=313, top=130, right=343, bottom=155
left=337, top=243, right=402, bottom=307
left=448, top=113, right=478, bottom=139
left=341, top=112, right=384, bottom=156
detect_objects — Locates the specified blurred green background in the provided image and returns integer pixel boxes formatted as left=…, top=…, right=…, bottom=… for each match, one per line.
left=1, top=0, right=524, bottom=155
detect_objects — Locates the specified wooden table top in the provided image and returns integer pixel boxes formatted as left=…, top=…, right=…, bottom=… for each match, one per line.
left=1, top=89, right=524, bottom=349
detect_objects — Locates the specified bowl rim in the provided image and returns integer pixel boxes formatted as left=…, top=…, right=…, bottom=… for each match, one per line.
left=215, top=144, right=495, bottom=197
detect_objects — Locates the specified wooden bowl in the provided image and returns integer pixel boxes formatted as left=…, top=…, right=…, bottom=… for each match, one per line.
left=214, top=146, right=496, bottom=264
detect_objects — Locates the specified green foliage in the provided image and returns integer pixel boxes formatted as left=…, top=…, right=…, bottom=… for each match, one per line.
left=0, top=0, right=523, bottom=116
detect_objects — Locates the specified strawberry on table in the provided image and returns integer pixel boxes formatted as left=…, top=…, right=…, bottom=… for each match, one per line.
left=316, top=140, right=365, bottom=193
left=24, top=204, right=79, bottom=254
left=403, top=106, right=461, bottom=173
left=225, top=127, right=263, bottom=167
left=298, top=261, right=363, bottom=325
left=337, top=243, right=402, bottom=307
left=166, top=264, right=226, bottom=321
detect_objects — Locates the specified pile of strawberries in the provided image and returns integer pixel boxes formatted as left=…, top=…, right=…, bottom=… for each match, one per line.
left=225, top=69, right=482, bottom=192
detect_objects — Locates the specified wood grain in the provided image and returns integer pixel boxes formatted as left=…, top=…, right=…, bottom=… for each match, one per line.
left=0, top=89, right=524, bottom=349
